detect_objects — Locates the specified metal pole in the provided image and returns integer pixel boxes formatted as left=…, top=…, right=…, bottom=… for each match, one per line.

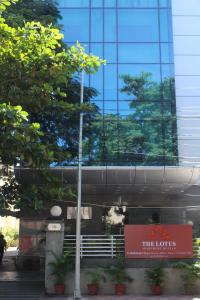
left=74, top=69, right=84, bottom=300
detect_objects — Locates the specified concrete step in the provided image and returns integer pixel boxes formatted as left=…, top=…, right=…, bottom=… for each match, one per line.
left=0, top=281, right=44, bottom=300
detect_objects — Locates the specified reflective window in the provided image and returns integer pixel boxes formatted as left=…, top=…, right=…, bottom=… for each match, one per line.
left=159, top=9, right=173, bottom=42
left=59, top=0, right=89, bottom=7
left=104, top=65, right=117, bottom=100
left=60, top=9, right=89, bottom=42
left=161, top=43, right=173, bottom=63
left=118, top=0, right=158, bottom=8
left=159, top=0, right=170, bottom=8
left=104, top=9, right=117, bottom=42
left=59, top=1, right=175, bottom=166
left=118, top=43, right=160, bottom=63
left=105, top=0, right=116, bottom=7
left=91, top=0, right=102, bottom=7
left=91, top=10, right=103, bottom=42
left=90, top=44, right=103, bottom=58
left=104, top=43, right=117, bottom=63
left=104, top=101, right=118, bottom=111
left=118, top=10, right=159, bottom=42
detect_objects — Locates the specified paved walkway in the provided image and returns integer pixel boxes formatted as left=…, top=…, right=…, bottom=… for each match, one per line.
left=40, top=296, right=200, bottom=300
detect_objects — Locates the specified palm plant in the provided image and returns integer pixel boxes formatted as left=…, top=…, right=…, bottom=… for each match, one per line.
left=49, top=251, right=73, bottom=285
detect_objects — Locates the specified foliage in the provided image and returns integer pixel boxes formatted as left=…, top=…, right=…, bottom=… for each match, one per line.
left=174, top=262, right=200, bottom=286
left=2, top=0, right=61, bottom=27
left=0, top=2, right=104, bottom=214
left=0, top=0, right=18, bottom=14
left=49, top=251, right=74, bottom=285
left=105, top=254, right=133, bottom=284
left=87, top=268, right=106, bottom=285
left=0, top=103, right=50, bottom=166
left=2, top=226, right=18, bottom=247
left=145, top=266, right=165, bottom=286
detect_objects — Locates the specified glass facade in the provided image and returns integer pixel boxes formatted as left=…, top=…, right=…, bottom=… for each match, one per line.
left=59, top=0, right=177, bottom=166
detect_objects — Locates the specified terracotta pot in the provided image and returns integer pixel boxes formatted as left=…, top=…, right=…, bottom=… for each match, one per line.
left=151, top=285, right=162, bottom=295
left=115, top=283, right=126, bottom=296
left=87, top=283, right=99, bottom=295
left=55, top=283, right=65, bottom=295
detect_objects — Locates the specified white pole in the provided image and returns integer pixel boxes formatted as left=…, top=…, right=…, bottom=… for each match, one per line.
left=74, top=69, right=84, bottom=300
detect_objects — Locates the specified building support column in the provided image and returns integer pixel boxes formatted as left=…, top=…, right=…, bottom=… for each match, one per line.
left=45, top=219, right=64, bottom=294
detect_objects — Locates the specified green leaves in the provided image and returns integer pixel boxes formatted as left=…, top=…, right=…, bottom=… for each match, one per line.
left=0, top=0, right=18, bottom=14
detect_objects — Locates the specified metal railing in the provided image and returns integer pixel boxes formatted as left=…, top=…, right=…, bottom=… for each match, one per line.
left=63, top=235, right=200, bottom=259
left=63, top=234, right=124, bottom=258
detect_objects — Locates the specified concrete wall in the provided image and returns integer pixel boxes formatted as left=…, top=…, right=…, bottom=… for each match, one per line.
left=172, top=0, right=200, bottom=165
left=47, top=267, right=199, bottom=295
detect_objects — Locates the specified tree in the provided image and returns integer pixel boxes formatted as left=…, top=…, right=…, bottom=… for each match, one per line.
left=0, top=2, right=104, bottom=214
left=2, top=0, right=61, bottom=27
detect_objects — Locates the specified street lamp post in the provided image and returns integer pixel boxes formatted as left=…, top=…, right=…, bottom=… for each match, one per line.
left=74, top=69, right=84, bottom=300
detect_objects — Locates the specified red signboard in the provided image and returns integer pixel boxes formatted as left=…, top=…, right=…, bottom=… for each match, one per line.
left=125, top=225, right=193, bottom=259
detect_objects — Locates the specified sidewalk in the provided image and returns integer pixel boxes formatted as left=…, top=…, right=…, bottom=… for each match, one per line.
left=40, top=296, right=200, bottom=300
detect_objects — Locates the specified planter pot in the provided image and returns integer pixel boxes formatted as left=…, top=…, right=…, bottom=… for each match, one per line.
left=55, top=284, right=65, bottom=295
left=87, top=283, right=99, bottom=295
left=115, top=284, right=126, bottom=296
left=151, top=285, right=162, bottom=295
left=184, top=284, right=195, bottom=295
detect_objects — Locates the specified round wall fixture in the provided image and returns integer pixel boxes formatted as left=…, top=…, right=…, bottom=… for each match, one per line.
left=50, top=205, right=62, bottom=217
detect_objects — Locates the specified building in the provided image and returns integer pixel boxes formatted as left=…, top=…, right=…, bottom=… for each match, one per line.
left=16, top=0, right=200, bottom=271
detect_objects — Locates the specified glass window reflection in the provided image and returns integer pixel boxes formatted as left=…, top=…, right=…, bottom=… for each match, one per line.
left=104, top=0, right=116, bottom=7
left=159, top=9, right=173, bottom=42
left=118, top=9, right=159, bottom=42
left=118, top=43, right=160, bottom=63
left=59, top=0, right=89, bottom=7
left=104, top=9, right=116, bottom=42
left=104, top=65, right=117, bottom=100
left=60, top=9, right=89, bottom=42
left=91, top=9, right=103, bottom=42
left=90, top=44, right=103, bottom=58
left=161, top=43, right=173, bottom=63
left=104, top=43, right=117, bottom=63
left=118, top=0, right=158, bottom=8
left=91, top=0, right=102, bottom=7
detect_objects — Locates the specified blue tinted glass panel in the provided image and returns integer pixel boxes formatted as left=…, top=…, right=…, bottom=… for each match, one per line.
left=92, top=101, right=103, bottom=112
left=90, top=67, right=103, bottom=100
left=119, top=64, right=161, bottom=100
left=91, top=9, right=103, bottom=42
left=118, top=101, right=131, bottom=111
left=118, top=0, right=158, bottom=8
left=104, top=43, right=117, bottom=63
left=118, top=10, right=159, bottom=42
left=104, top=65, right=117, bottom=100
left=159, top=0, right=170, bottom=8
left=104, top=101, right=117, bottom=112
left=159, top=9, right=173, bottom=42
left=161, top=43, right=173, bottom=63
left=104, top=9, right=116, bottom=42
left=118, top=43, right=160, bottom=63
left=161, top=64, right=174, bottom=81
left=60, top=9, right=89, bottom=42
left=90, top=44, right=103, bottom=58
left=91, top=0, right=102, bottom=7
left=59, top=0, right=89, bottom=7
left=104, top=0, right=116, bottom=7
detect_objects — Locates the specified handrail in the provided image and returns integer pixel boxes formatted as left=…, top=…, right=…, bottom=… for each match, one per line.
left=63, top=234, right=124, bottom=258
left=64, top=235, right=200, bottom=258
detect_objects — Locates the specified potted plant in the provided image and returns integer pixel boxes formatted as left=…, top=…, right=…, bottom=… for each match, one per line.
left=145, top=266, right=165, bottom=295
left=87, top=268, right=106, bottom=295
left=48, top=251, right=73, bottom=295
left=105, top=254, right=133, bottom=296
left=174, top=261, right=200, bottom=295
